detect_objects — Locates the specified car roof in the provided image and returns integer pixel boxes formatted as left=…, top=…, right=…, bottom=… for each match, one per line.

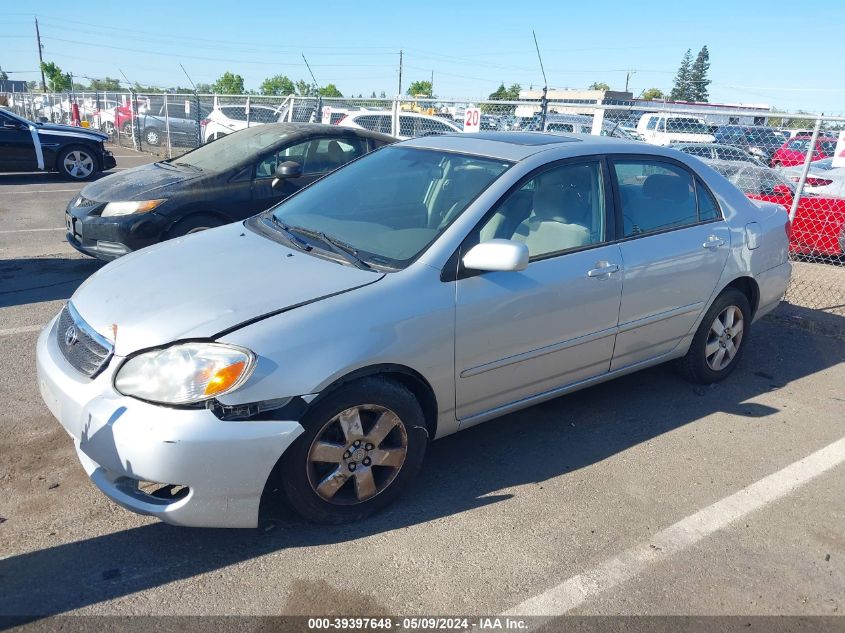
left=244, top=122, right=396, bottom=143
left=401, top=131, right=643, bottom=161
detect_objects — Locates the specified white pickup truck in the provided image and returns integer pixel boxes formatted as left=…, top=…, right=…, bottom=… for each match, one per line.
left=637, top=113, right=715, bottom=145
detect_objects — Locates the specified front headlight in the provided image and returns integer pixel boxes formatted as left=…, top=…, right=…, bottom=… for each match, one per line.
left=101, top=199, right=166, bottom=217
left=114, top=342, right=255, bottom=405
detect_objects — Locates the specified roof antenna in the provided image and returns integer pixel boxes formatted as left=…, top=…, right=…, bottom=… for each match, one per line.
left=179, top=63, right=197, bottom=91
left=302, top=53, right=323, bottom=122
left=533, top=30, right=549, bottom=131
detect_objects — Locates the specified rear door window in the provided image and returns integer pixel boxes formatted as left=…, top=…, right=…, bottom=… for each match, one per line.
left=612, top=159, right=699, bottom=237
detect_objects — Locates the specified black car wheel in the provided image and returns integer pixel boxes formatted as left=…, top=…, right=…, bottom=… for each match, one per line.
left=167, top=213, right=225, bottom=238
left=277, top=377, right=428, bottom=524
left=122, top=122, right=133, bottom=137
left=57, top=147, right=98, bottom=181
left=145, top=128, right=162, bottom=146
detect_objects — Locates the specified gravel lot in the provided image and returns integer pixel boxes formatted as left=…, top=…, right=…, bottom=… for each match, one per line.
left=0, top=150, right=843, bottom=620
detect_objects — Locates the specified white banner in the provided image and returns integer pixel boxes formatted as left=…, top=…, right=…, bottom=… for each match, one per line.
left=832, top=130, right=845, bottom=168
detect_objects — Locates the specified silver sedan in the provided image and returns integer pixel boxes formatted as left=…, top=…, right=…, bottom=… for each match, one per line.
left=36, top=132, right=792, bottom=527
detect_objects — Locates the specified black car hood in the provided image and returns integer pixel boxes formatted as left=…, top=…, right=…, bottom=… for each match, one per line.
left=35, top=122, right=109, bottom=142
left=81, top=162, right=206, bottom=201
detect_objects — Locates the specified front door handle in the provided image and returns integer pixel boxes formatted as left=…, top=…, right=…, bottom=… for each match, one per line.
left=587, top=262, right=621, bottom=278
left=702, top=235, right=725, bottom=249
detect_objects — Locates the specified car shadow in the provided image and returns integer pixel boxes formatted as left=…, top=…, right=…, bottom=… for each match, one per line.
left=0, top=172, right=111, bottom=186
left=0, top=257, right=104, bottom=308
left=1, top=311, right=843, bottom=617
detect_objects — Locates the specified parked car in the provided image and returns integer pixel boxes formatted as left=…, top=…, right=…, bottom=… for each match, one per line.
left=338, top=111, right=462, bottom=140
left=113, top=99, right=151, bottom=136
left=65, top=123, right=394, bottom=260
left=38, top=132, right=791, bottom=527
left=707, top=160, right=845, bottom=257
left=770, top=136, right=838, bottom=168
left=201, top=104, right=287, bottom=142
left=0, top=107, right=115, bottom=180
left=782, top=158, right=845, bottom=198
left=636, top=113, right=715, bottom=145
left=673, top=142, right=766, bottom=166
left=712, top=125, right=784, bottom=163
left=138, top=101, right=210, bottom=147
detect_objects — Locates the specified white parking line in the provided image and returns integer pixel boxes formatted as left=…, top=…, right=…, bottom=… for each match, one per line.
left=505, top=435, right=845, bottom=616
left=0, top=227, right=64, bottom=234
left=0, top=324, right=43, bottom=337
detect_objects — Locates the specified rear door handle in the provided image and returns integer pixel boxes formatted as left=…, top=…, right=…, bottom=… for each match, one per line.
left=703, top=235, right=725, bottom=249
left=587, top=262, right=620, bottom=278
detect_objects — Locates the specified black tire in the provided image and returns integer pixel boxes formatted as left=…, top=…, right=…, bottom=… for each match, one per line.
left=277, top=377, right=428, bottom=524
left=56, top=146, right=99, bottom=181
left=122, top=122, right=133, bottom=136
left=679, top=288, right=751, bottom=384
left=166, top=213, right=225, bottom=239
left=144, top=127, right=162, bottom=146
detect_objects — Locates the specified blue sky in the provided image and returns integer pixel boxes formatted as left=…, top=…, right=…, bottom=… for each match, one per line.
left=3, top=1, right=844, bottom=114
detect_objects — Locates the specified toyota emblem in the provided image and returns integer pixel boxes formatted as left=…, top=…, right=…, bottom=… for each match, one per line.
left=64, top=325, right=79, bottom=346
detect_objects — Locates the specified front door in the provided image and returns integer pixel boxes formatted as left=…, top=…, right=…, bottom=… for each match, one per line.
left=454, top=159, right=623, bottom=421
left=609, top=157, right=730, bottom=370
left=251, top=136, right=368, bottom=213
left=0, top=112, right=37, bottom=171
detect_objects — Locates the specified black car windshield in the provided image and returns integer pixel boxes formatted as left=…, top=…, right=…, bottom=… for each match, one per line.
left=666, top=118, right=710, bottom=134
left=269, top=146, right=511, bottom=268
left=171, top=126, right=293, bottom=172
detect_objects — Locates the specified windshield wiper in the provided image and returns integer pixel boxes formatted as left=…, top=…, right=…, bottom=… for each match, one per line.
left=286, top=226, right=373, bottom=270
left=173, top=162, right=202, bottom=172
left=268, top=216, right=312, bottom=252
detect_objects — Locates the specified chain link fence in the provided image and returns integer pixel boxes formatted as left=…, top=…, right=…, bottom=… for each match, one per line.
left=2, top=90, right=843, bottom=323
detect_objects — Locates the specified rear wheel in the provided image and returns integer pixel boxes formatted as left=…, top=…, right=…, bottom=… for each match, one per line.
left=679, top=288, right=751, bottom=384
left=144, top=127, right=162, bottom=146
left=277, top=377, right=428, bottom=524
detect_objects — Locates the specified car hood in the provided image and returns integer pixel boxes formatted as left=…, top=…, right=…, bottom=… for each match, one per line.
left=35, top=122, right=109, bottom=141
left=80, top=162, right=206, bottom=200
left=70, top=222, right=384, bottom=355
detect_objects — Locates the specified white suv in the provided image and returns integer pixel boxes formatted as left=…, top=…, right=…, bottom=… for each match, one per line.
left=637, top=113, right=715, bottom=146
left=202, top=104, right=287, bottom=142
left=339, top=111, right=461, bottom=140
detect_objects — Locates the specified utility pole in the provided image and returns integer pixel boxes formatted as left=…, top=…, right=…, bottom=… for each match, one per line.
left=625, top=70, right=636, bottom=93
left=430, top=69, right=433, bottom=96
left=35, top=17, right=46, bottom=91
left=398, top=49, right=403, bottom=96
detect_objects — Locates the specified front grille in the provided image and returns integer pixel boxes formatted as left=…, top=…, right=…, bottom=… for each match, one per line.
left=55, top=304, right=113, bottom=378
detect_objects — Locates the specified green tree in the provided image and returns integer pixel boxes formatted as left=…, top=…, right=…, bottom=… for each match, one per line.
left=483, top=82, right=521, bottom=113
left=641, top=87, right=665, bottom=100
left=211, top=71, right=245, bottom=95
left=379, top=91, right=386, bottom=98
left=296, top=79, right=318, bottom=96
left=40, top=61, right=72, bottom=92
left=370, top=91, right=377, bottom=98
left=195, top=83, right=213, bottom=94
left=689, top=45, right=711, bottom=102
left=406, top=80, right=433, bottom=97
left=260, top=74, right=295, bottom=96
left=88, top=77, right=122, bottom=91
left=588, top=82, right=610, bottom=91
left=0, top=67, right=8, bottom=81
left=318, top=83, right=343, bottom=97
left=669, top=49, right=693, bottom=101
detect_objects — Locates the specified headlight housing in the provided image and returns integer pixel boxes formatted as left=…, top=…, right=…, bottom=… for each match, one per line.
left=114, top=342, right=255, bottom=405
left=101, top=199, right=166, bottom=217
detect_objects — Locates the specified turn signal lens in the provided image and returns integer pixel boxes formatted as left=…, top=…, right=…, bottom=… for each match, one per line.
left=204, top=361, right=247, bottom=397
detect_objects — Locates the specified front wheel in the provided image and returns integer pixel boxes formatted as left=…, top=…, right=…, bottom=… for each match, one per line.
left=57, top=147, right=98, bottom=181
left=679, top=288, right=751, bottom=384
left=144, top=128, right=162, bottom=146
left=277, top=377, right=428, bottom=523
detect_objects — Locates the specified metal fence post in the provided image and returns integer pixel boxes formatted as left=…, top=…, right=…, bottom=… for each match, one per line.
left=391, top=97, right=400, bottom=137
left=164, top=93, right=172, bottom=159
left=287, top=95, right=295, bottom=122
left=788, top=115, right=823, bottom=223
left=246, top=94, right=251, bottom=128
left=195, top=92, right=201, bottom=147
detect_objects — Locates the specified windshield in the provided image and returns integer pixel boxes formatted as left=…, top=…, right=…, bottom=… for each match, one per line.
left=746, top=129, right=781, bottom=146
left=0, top=108, right=31, bottom=126
left=268, top=146, right=511, bottom=268
left=666, top=118, right=710, bottom=135
left=171, top=126, right=292, bottom=172
left=819, top=140, right=837, bottom=155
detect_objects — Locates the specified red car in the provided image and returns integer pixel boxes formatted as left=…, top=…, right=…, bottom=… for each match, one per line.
left=709, top=161, right=845, bottom=257
left=770, top=136, right=838, bottom=168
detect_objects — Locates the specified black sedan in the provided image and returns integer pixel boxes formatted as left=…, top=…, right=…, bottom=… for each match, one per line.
left=65, top=123, right=395, bottom=260
left=0, top=108, right=116, bottom=180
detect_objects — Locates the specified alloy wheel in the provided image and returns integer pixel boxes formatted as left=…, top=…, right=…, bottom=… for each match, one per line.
left=63, top=151, right=94, bottom=179
left=306, top=405, right=408, bottom=505
left=705, top=305, right=744, bottom=371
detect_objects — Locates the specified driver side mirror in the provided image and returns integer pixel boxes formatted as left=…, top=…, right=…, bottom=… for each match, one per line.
left=271, top=161, right=303, bottom=190
left=462, top=239, right=529, bottom=273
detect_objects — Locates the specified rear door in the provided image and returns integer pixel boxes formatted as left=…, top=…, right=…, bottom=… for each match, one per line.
left=609, top=156, right=730, bottom=370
